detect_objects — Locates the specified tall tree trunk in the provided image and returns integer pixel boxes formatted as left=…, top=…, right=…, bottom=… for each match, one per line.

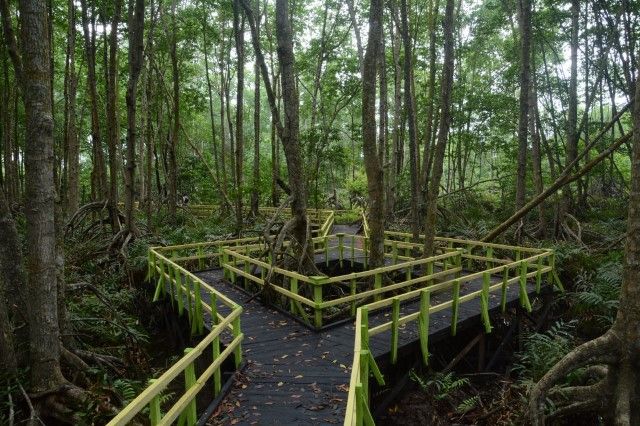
left=400, top=0, right=420, bottom=240
left=423, top=0, right=455, bottom=256
left=80, top=0, right=108, bottom=200
left=561, top=0, right=579, bottom=221
left=274, top=0, right=309, bottom=256
left=529, top=44, right=546, bottom=238
left=19, top=0, right=65, bottom=391
left=233, top=0, right=244, bottom=233
left=362, top=0, right=384, bottom=268
left=251, top=0, right=261, bottom=216
left=515, top=0, right=531, bottom=213
left=421, top=0, right=440, bottom=189
left=241, top=0, right=311, bottom=262
left=167, top=0, right=179, bottom=221
left=124, top=0, right=144, bottom=235
left=219, top=30, right=228, bottom=198
left=345, top=0, right=363, bottom=72
left=63, top=0, right=79, bottom=215
left=201, top=7, right=221, bottom=198
left=106, top=0, right=122, bottom=230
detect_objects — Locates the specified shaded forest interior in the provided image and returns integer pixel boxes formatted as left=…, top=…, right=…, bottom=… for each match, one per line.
left=0, top=0, right=639, bottom=424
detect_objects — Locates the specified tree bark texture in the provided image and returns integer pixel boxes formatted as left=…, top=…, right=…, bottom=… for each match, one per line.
left=423, top=0, right=455, bottom=256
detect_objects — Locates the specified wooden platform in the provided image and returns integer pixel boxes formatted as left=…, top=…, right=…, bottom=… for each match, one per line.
left=196, top=261, right=535, bottom=425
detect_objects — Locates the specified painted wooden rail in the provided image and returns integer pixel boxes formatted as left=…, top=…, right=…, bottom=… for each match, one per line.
left=110, top=208, right=563, bottom=425
left=220, top=233, right=463, bottom=328
left=107, top=248, right=244, bottom=425
left=343, top=249, right=563, bottom=425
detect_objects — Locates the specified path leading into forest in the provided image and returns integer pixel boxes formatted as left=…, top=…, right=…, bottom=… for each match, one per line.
left=195, top=224, right=533, bottom=425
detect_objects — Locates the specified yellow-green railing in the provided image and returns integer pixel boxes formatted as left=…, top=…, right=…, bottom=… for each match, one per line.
left=343, top=248, right=563, bottom=425
left=220, top=233, right=463, bottom=328
left=107, top=248, right=244, bottom=425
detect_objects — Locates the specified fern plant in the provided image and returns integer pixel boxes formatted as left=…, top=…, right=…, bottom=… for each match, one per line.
left=410, top=370, right=470, bottom=401
left=570, top=260, right=622, bottom=331
left=513, top=320, right=578, bottom=384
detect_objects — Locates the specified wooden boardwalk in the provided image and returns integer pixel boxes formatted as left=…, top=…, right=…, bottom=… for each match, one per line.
left=196, top=247, right=534, bottom=425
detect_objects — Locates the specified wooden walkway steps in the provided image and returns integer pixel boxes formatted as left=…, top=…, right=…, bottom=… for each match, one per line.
left=197, top=262, right=531, bottom=425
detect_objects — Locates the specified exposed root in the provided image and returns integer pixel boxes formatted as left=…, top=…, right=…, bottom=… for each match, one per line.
left=529, top=331, right=621, bottom=425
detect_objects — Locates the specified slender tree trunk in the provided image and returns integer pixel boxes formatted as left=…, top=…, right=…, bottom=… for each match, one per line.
left=80, top=0, right=107, bottom=200
left=201, top=8, right=221, bottom=198
left=233, top=0, right=244, bottom=233
left=345, top=0, right=363, bottom=72
left=251, top=0, right=261, bottom=216
left=529, top=45, right=546, bottom=238
left=515, top=0, right=531, bottom=212
left=124, top=0, right=144, bottom=235
left=362, top=0, right=384, bottom=268
left=561, top=0, right=579, bottom=220
left=64, top=0, right=79, bottom=215
left=421, top=0, right=440, bottom=189
left=19, top=0, right=66, bottom=391
left=424, top=0, right=455, bottom=256
left=400, top=0, right=420, bottom=240
left=106, top=0, right=122, bottom=230
left=167, top=0, right=179, bottom=221
left=219, top=31, right=228, bottom=197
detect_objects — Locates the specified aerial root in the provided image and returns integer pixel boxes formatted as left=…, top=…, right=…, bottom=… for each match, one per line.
left=529, top=331, right=619, bottom=425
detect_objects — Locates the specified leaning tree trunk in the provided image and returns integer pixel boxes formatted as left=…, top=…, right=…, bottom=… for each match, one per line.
left=362, top=0, right=384, bottom=268
left=529, top=59, right=640, bottom=426
left=423, top=0, right=455, bottom=256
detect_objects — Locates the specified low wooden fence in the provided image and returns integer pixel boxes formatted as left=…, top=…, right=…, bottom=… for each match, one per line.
left=107, top=249, right=244, bottom=425
left=343, top=247, right=563, bottom=425
left=220, top=233, right=463, bottom=328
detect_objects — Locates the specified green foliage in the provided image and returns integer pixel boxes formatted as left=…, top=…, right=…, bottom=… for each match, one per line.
left=569, top=261, right=622, bottom=332
left=513, top=320, right=579, bottom=384
left=410, top=370, right=471, bottom=401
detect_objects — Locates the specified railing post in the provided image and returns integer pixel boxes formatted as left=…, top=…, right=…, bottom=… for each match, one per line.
left=536, top=256, right=543, bottom=293
left=197, top=245, right=204, bottom=270
left=210, top=295, right=221, bottom=396
left=418, top=289, right=430, bottom=365
left=350, top=278, right=357, bottom=316
left=337, top=233, right=345, bottom=268
left=311, top=276, right=324, bottom=328
left=486, top=247, right=494, bottom=269
left=480, top=272, right=492, bottom=333
left=466, top=243, right=473, bottom=270
left=183, top=348, right=197, bottom=425
left=390, top=298, right=400, bottom=364
left=290, top=277, right=298, bottom=315
left=360, top=307, right=370, bottom=403
left=325, top=236, right=329, bottom=266
left=450, top=280, right=460, bottom=336
left=174, top=266, right=184, bottom=316
left=373, top=273, right=382, bottom=301
left=426, top=260, right=434, bottom=286
left=351, top=236, right=355, bottom=267
left=191, top=280, right=203, bottom=336
left=501, top=265, right=509, bottom=313
left=232, top=315, right=242, bottom=367
left=148, top=379, right=162, bottom=425
left=519, top=260, right=532, bottom=312
left=220, top=247, right=229, bottom=280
